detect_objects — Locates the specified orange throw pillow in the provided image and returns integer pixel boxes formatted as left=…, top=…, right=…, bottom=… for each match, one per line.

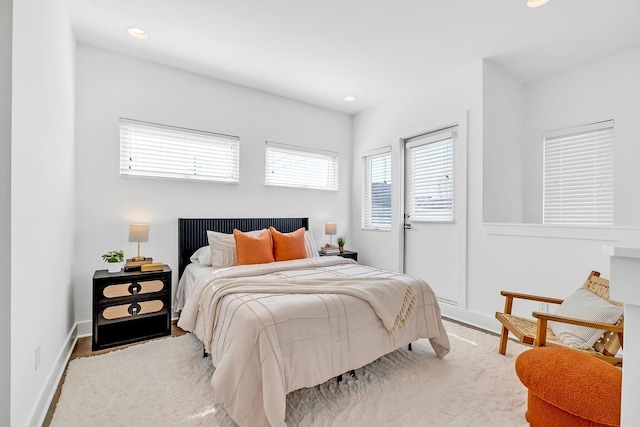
left=233, top=229, right=275, bottom=265
left=270, top=227, right=307, bottom=261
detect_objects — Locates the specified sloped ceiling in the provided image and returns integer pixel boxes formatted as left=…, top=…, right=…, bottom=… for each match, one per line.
left=68, top=0, right=640, bottom=114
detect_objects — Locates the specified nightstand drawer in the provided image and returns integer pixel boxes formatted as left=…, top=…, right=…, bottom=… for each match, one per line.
left=102, top=300, right=165, bottom=320
left=319, top=250, right=358, bottom=261
left=97, top=316, right=168, bottom=349
left=102, top=280, right=165, bottom=299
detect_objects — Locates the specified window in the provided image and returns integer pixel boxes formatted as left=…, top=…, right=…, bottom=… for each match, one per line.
left=265, top=141, right=338, bottom=191
left=543, top=120, right=614, bottom=225
left=405, top=129, right=455, bottom=222
left=119, top=118, right=239, bottom=183
left=362, top=147, right=392, bottom=231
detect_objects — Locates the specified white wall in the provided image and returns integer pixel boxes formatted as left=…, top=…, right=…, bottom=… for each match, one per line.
left=351, top=61, right=481, bottom=277
left=522, top=46, right=640, bottom=225
left=482, top=47, right=640, bottom=226
left=74, top=45, right=353, bottom=324
left=11, top=1, right=76, bottom=426
left=353, top=55, right=640, bottom=333
left=469, top=45, right=640, bottom=327
left=482, top=60, right=525, bottom=224
left=0, top=0, right=12, bottom=425
left=470, top=48, right=640, bottom=332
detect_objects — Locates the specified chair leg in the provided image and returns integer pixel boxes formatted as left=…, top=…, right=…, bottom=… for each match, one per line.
left=498, top=327, right=509, bottom=355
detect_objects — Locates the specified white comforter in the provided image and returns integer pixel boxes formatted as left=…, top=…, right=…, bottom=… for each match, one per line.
left=178, top=257, right=450, bottom=427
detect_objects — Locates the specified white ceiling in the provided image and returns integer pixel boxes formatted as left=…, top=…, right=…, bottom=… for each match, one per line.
left=67, top=0, right=640, bottom=115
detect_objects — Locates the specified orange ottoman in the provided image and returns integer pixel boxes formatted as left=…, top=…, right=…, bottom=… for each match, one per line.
left=515, top=347, right=621, bottom=427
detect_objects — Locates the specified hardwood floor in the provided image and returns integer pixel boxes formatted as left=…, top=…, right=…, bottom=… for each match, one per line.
left=41, top=322, right=187, bottom=427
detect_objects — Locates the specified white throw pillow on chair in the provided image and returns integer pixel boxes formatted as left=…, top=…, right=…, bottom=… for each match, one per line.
left=549, top=288, right=623, bottom=350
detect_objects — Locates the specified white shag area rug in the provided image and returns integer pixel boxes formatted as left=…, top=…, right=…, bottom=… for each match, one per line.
left=51, top=320, right=529, bottom=426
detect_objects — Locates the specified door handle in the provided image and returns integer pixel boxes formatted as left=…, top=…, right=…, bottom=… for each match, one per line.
left=404, top=223, right=413, bottom=230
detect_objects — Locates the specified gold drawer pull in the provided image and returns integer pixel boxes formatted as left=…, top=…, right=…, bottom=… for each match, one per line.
left=103, top=280, right=165, bottom=298
left=103, top=300, right=165, bottom=320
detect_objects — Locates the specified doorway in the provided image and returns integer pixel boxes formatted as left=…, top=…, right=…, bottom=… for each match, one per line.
left=402, top=123, right=466, bottom=307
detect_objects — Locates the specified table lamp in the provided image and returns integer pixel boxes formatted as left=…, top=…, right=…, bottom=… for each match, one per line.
left=128, top=224, right=149, bottom=261
left=325, top=222, right=337, bottom=248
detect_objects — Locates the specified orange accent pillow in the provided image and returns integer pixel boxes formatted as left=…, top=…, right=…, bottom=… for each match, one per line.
left=270, top=227, right=307, bottom=261
left=233, top=229, right=274, bottom=265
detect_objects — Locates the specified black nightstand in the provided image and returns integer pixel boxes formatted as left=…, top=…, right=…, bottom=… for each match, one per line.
left=319, top=250, right=358, bottom=262
left=92, top=266, right=172, bottom=351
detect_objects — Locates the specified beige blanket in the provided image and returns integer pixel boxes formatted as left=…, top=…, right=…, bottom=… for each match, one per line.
left=178, top=257, right=450, bottom=427
left=199, top=276, right=417, bottom=353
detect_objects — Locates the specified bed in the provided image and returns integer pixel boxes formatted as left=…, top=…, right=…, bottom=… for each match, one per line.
left=175, top=217, right=450, bottom=427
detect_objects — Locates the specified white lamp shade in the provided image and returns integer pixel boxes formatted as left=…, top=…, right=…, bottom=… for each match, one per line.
left=324, top=222, right=337, bottom=236
left=128, top=224, right=149, bottom=242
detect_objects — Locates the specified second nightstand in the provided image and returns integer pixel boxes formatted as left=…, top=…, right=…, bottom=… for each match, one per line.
left=319, top=250, right=358, bottom=262
left=92, top=266, right=172, bottom=351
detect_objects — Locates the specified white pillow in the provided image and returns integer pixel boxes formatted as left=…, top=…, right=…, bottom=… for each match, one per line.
left=206, top=229, right=265, bottom=268
left=549, top=288, right=623, bottom=350
left=304, top=230, right=321, bottom=258
left=189, top=246, right=212, bottom=266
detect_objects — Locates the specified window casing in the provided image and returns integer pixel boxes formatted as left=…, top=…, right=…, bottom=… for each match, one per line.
left=264, top=141, right=338, bottom=191
left=119, top=118, right=239, bottom=183
left=406, top=130, right=455, bottom=223
left=543, top=120, right=614, bottom=225
left=362, top=147, right=392, bottom=231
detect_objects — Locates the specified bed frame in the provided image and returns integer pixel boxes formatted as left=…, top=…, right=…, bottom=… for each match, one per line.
left=178, top=216, right=410, bottom=389
left=177, top=217, right=309, bottom=278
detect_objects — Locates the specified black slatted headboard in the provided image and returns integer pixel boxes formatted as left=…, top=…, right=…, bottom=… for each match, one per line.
left=178, top=217, right=309, bottom=278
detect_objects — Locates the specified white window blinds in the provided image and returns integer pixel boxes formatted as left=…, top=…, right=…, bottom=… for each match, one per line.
left=362, top=147, right=392, bottom=231
left=265, top=141, right=338, bottom=191
left=543, top=120, right=614, bottom=225
left=406, top=130, right=455, bottom=223
left=120, top=118, right=239, bottom=183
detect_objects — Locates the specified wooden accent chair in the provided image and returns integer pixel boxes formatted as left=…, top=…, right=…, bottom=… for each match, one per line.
left=495, top=271, right=624, bottom=366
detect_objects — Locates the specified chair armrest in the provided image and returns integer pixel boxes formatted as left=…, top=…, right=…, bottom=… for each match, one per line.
left=500, top=291, right=564, bottom=305
left=532, top=311, right=624, bottom=333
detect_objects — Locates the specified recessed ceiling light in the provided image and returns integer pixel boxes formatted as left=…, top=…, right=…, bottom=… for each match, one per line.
left=527, top=0, right=550, bottom=7
left=344, top=95, right=357, bottom=102
left=127, top=27, right=149, bottom=40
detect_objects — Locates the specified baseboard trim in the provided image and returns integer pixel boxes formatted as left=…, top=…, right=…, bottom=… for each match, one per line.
left=77, top=319, right=91, bottom=337
left=440, top=304, right=501, bottom=335
left=28, top=323, right=78, bottom=427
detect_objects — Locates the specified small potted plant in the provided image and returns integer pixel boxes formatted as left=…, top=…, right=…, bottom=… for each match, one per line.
left=336, top=236, right=346, bottom=253
left=102, top=250, right=124, bottom=273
